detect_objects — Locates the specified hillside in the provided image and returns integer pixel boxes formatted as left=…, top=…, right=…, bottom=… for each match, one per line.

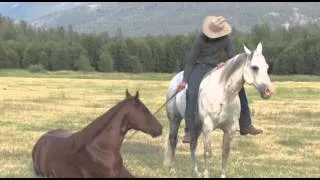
left=1, top=2, right=320, bottom=37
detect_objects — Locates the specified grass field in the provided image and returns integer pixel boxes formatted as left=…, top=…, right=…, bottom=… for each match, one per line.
left=0, top=70, right=319, bottom=178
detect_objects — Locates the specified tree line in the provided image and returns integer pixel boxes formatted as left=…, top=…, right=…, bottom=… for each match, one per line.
left=0, top=14, right=319, bottom=75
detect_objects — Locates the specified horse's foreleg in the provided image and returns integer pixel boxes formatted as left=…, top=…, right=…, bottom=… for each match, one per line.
left=202, top=129, right=212, bottom=178
left=220, top=130, right=234, bottom=178
left=164, top=116, right=182, bottom=169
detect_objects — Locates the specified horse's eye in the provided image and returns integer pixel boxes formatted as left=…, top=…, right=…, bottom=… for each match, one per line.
left=251, top=66, right=259, bottom=72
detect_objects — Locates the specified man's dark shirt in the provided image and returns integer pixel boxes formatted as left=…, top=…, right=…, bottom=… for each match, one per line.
left=183, top=33, right=236, bottom=82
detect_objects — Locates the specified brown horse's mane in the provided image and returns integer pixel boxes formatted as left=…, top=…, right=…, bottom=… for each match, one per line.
left=70, top=96, right=135, bottom=152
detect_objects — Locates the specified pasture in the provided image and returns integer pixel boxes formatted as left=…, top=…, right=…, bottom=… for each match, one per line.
left=0, top=70, right=319, bottom=178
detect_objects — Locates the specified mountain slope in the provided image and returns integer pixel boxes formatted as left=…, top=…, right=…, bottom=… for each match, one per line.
left=2, top=2, right=320, bottom=37
left=0, top=2, right=85, bottom=21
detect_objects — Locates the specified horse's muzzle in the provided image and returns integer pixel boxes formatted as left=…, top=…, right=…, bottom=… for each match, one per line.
left=151, top=124, right=162, bottom=137
left=258, top=83, right=275, bottom=99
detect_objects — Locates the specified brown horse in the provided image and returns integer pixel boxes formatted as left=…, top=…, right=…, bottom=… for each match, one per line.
left=32, top=89, right=163, bottom=178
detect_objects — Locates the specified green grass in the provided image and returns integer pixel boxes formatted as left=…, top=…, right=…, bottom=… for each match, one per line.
left=0, top=70, right=319, bottom=178
left=0, top=69, right=319, bottom=81
left=0, top=69, right=174, bottom=81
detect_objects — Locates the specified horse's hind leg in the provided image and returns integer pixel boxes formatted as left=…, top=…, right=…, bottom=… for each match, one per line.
left=163, top=114, right=182, bottom=169
left=190, top=131, right=201, bottom=177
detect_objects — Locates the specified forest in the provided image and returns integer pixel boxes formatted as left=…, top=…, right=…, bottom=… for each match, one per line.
left=0, top=15, right=319, bottom=75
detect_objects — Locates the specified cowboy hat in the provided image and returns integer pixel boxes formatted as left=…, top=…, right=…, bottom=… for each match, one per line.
left=202, top=16, right=232, bottom=39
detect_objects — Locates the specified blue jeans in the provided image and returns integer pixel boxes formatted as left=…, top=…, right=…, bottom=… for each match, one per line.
left=185, top=64, right=252, bottom=133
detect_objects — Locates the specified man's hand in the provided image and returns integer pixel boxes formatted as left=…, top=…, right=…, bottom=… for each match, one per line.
left=216, top=62, right=225, bottom=69
left=177, top=81, right=186, bottom=91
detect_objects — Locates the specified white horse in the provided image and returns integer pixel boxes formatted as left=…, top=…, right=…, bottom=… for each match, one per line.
left=163, top=43, right=275, bottom=178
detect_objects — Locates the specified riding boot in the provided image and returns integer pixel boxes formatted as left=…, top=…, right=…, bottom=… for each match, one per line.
left=240, top=125, right=263, bottom=135
left=182, top=131, right=192, bottom=143
left=238, top=87, right=263, bottom=135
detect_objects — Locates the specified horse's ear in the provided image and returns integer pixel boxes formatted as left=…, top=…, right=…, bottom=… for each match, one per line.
left=243, top=44, right=251, bottom=55
left=134, top=91, right=139, bottom=100
left=126, top=89, right=131, bottom=98
left=256, top=42, right=263, bottom=54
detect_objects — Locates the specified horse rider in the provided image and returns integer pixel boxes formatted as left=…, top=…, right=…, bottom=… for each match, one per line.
left=177, top=15, right=263, bottom=143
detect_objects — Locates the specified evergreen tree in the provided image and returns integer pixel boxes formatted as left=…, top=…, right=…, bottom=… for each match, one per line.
left=74, top=54, right=94, bottom=72
left=98, top=51, right=114, bottom=72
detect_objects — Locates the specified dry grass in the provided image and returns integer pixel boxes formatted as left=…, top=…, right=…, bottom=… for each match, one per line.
left=0, top=72, right=319, bottom=178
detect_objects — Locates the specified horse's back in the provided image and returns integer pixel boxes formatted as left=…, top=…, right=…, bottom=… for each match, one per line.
left=46, top=128, right=73, bottom=138
left=32, top=129, right=74, bottom=177
left=33, top=128, right=73, bottom=155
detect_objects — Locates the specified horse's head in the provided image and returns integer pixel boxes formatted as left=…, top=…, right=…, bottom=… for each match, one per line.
left=242, top=42, right=275, bottom=99
left=125, top=89, right=162, bottom=137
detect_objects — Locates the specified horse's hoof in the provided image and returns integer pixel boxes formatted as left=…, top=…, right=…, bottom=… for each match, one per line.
left=220, top=174, right=226, bottom=178
left=192, top=170, right=202, bottom=178
left=163, top=160, right=173, bottom=168
left=203, top=170, right=210, bottom=178
left=169, top=168, right=176, bottom=174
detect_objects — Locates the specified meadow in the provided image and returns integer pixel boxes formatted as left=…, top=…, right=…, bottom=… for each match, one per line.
left=0, top=70, right=319, bottom=178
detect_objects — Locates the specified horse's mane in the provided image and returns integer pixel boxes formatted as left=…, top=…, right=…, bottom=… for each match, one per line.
left=220, top=53, right=250, bottom=83
left=201, top=53, right=250, bottom=83
left=70, top=96, right=134, bottom=152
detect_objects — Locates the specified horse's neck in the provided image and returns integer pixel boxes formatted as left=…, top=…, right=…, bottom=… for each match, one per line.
left=71, top=100, right=131, bottom=152
left=90, top=108, right=131, bottom=151
left=224, top=66, right=245, bottom=100
left=220, top=54, right=247, bottom=99
left=81, top=108, right=130, bottom=168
